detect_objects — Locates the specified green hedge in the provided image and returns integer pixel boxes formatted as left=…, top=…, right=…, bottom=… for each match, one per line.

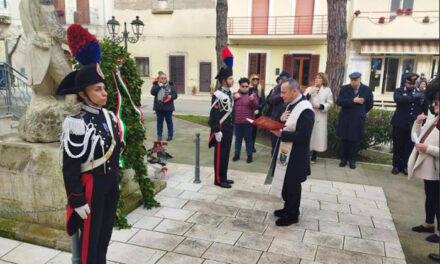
left=327, top=107, right=393, bottom=153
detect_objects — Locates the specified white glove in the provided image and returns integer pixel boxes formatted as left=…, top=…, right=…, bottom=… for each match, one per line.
left=215, top=132, right=223, bottom=142
left=74, top=204, right=90, bottom=220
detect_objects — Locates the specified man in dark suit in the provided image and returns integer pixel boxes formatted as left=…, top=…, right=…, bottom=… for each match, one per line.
left=336, top=72, right=374, bottom=169
left=391, top=73, right=428, bottom=175
left=269, top=79, right=315, bottom=226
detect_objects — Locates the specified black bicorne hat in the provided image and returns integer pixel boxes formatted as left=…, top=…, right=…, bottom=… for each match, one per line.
left=215, top=67, right=233, bottom=82
left=56, top=64, right=105, bottom=95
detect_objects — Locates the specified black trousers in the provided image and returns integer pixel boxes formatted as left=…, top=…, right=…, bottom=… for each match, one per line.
left=214, top=124, right=233, bottom=184
left=281, top=179, right=302, bottom=216
left=80, top=174, right=119, bottom=264
left=340, top=139, right=359, bottom=162
left=424, top=180, right=440, bottom=230
left=392, top=126, right=413, bottom=170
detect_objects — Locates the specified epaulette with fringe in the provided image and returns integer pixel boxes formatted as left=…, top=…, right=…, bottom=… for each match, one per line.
left=62, top=112, right=87, bottom=136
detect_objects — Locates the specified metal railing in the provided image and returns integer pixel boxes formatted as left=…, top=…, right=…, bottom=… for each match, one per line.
left=227, top=15, right=328, bottom=35
left=0, top=63, right=32, bottom=119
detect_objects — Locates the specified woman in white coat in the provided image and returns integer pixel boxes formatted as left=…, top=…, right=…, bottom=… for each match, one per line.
left=408, top=87, right=439, bottom=244
left=304, top=72, right=334, bottom=163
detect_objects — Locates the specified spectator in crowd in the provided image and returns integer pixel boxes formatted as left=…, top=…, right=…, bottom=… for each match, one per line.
left=249, top=73, right=266, bottom=152
left=419, top=80, right=427, bottom=91
left=267, top=71, right=291, bottom=155
left=408, top=76, right=439, bottom=244
left=304, top=72, right=334, bottom=163
left=336, top=72, right=373, bottom=169
left=416, top=73, right=428, bottom=88
left=151, top=72, right=178, bottom=141
left=391, top=73, right=429, bottom=175
left=232, top=78, right=259, bottom=163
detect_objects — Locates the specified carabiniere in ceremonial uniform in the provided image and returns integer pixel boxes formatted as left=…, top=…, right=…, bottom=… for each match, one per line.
left=391, top=73, right=429, bottom=175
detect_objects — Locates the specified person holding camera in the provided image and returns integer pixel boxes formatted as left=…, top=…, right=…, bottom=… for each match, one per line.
left=151, top=72, right=178, bottom=141
left=391, top=73, right=429, bottom=175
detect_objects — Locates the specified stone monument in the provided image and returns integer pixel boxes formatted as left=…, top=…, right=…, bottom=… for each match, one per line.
left=18, top=0, right=79, bottom=143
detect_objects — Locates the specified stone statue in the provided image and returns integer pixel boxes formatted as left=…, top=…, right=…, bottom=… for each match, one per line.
left=18, top=0, right=79, bottom=142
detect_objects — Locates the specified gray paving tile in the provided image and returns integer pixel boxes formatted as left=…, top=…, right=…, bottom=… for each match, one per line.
left=332, top=182, right=365, bottom=192
left=257, top=252, right=301, bottom=264
left=126, top=212, right=144, bottom=225
left=315, top=246, right=382, bottom=264
left=156, top=252, right=204, bottom=264
left=186, top=212, right=225, bottom=227
left=128, top=229, right=185, bottom=251
left=339, top=212, right=374, bottom=227
left=174, top=182, right=202, bottom=192
left=185, top=224, right=242, bottom=244
left=382, top=257, right=407, bottom=264
left=131, top=206, right=161, bottom=216
left=215, top=197, right=256, bottom=209
left=218, top=217, right=268, bottom=234
left=107, top=241, right=165, bottom=264
left=228, top=189, right=281, bottom=203
left=344, top=236, right=385, bottom=256
left=203, top=260, right=227, bottom=264
left=300, top=198, right=320, bottom=209
left=263, top=224, right=305, bottom=242
left=179, top=190, right=218, bottom=203
left=1, top=243, right=60, bottom=264
left=236, top=232, right=274, bottom=251
left=356, top=188, right=387, bottom=201
left=302, top=191, right=338, bottom=203
left=268, top=238, right=317, bottom=260
left=154, top=219, right=194, bottom=235
left=302, top=208, right=338, bottom=222
left=183, top=200, right=238, bottom=217
left=46, top=252, right=71, bottom=264
left=173, top=238, right=212, bottom=257
left=360, top=226, right=400, bottom=243
left=132, top=215, right=163, bottom=230
left=350, top=205, right=392, bottom=220
left=385, top=242, right=405, bottom=259
left=338, top=195, right=377, bottom=208
left=265, top=215, right=319, bottom=231
left=111, top=227, right=140, bottom=242
left=157, top=187, right=185, bottom=198
left=253, top=199, right=284, bottom=212
left=372, top=216, right=396, bottom=230
left=320, top=201, right=351, bottom=213
left=303, top=230, right=344, bottom=249
left=236, top=208, right=267, bottom=223
left=154, top=207, right=195, bottom=221
left=319, top=220, right=361, bottom=237
left=155, top=195, right=189, bottom=208
left=198, top=185, right=233, bottom=196
left=0, top=237, right=20, bottom=257
left=203, top=242, right=262, bottom=264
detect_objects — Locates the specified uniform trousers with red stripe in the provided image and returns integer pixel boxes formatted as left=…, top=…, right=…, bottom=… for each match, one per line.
left=214, top=124, right=233, bottom=184
left=80, top=173, right=119, bottom=264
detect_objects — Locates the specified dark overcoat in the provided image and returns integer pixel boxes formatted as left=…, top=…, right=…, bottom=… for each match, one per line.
left=390, top=87, right=428, bottom=129
left=336, top=83, right=374, bottom=141
left=151, top=81, right=178, bottom=111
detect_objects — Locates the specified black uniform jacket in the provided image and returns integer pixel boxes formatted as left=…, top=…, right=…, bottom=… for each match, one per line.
left=208, top=88, right=235, bottom=148
left=336, top=83, right=374, bottom=141
left=391, top=87, right=428, bottom=129
left=63, top=106, right=121, bottom=235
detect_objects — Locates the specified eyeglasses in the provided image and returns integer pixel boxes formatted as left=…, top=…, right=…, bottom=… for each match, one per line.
left=252, top=78, right=259, bottom=81
left=241, top=85, right=249, bottom=88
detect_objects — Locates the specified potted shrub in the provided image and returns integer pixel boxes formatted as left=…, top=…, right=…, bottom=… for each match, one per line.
left=191, top=85, right=197, bottom=95
left=210, top=84, right=216, bottom=95
left=396, top=8, right=403, bottom=15
left=378, top=17, right=385, bottom=24
left=405, top=8, right=412, bottom=15
left=354, top=10, right=361, bottom=17
left=423, top=16, right=430, bottom=23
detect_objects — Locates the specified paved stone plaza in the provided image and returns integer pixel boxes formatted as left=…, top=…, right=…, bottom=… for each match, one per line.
left=0, top=162, right=407, bottom=264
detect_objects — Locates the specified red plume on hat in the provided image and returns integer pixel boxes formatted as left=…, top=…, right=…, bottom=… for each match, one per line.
left=67, top=24, right=101, bottom=65
left=221, top=47, right=233, bottom=68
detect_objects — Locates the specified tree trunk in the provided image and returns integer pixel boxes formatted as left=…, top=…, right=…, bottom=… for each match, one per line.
left=325, top=0, right=347, bottom=101
left=216, top=0, right=228, bottom=71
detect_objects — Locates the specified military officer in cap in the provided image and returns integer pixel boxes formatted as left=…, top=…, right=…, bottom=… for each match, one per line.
left=209, top=47, right=235, bottom=188
left=58, top=24, right=121, bottom=264
left=391, top=73, right=429, bottom=175
left=336, top=72, right=374, bottom=169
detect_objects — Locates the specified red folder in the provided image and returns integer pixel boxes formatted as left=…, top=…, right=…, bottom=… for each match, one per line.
left=247, top=116, right=285, bottom=131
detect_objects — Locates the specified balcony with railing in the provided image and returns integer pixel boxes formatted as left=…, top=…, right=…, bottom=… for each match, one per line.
left=351, top=10, right=439, bottom=40
left=227, top=15, right=327, bottom=41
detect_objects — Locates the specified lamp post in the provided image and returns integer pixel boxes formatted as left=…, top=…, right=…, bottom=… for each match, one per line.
left=107, top=16, right=144, bottom=50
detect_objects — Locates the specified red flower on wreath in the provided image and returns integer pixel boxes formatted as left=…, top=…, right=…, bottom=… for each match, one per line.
left=378, top=16, right=385, bottom=24
left=396, top=8, right=403, bottom=15
left=354, top=10, right=361, bottom=16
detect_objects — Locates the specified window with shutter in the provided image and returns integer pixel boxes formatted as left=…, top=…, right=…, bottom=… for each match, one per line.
left=283, top=54, right=294, bottom=77
left=308, top=55, right=320, bottom=86
left=54, top=0, right=66, bottom=24
left=248, top=53, right=267, bottom=88
left=199, top=62, right=211, bottom=92
left=169, top=55, right=185, bottom=94
left=76, top=0, right=90, bottom=24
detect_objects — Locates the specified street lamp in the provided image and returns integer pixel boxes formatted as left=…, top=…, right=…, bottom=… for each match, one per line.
left=107, top=16, right=144, bottom=50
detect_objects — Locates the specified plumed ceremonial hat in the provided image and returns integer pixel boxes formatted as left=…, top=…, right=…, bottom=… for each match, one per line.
left=56, top=24, right=105, bottom=96
left=215, top=47, right=233, bottom=81
left=404, top=73, right=419, bottom=84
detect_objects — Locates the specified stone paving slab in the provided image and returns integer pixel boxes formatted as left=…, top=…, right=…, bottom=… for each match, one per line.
left=0, top=162, right=406, bottom=264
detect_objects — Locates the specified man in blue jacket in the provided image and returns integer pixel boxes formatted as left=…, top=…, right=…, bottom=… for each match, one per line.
left=390, top=73, right=428, bottom=175
left=336, top=72, right=374, bottom=169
